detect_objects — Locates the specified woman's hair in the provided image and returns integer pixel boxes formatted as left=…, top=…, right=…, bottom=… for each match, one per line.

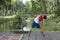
left=43, top=15, right=47, bottom=19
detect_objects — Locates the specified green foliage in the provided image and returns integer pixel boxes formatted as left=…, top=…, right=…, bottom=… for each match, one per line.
left=12, top=15, right=22, bottom=29
left=31, top=0, right=42, bottom=14
left=0, top=0, right=11, bottom=6
left=57, top=16, right=60, bottom=20
left=0, top=18, right=10, bottom=24
left=55, top=5, right=60, bottom=16
left=0, top=0, right=60, bottom=32
left=0, top=15, right=22, bottom=31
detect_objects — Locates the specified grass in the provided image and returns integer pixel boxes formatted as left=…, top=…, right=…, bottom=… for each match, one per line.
left=1, top=18, right=60, bottom=33
left=0, top=15, right=60, bottom=32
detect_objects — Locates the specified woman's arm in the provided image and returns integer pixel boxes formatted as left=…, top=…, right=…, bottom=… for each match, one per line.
left=40, top=20, right=45, bottom=36
left=40, top=20, right=43, bottom=32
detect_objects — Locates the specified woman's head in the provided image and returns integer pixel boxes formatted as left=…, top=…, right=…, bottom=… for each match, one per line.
left=43, top=15, right=47, bottom=19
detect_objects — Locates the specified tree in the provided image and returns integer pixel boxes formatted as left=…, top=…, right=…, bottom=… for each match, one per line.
left=0, top=0, right=11, bottom=16
left=55, top=0, right=60, bottom=16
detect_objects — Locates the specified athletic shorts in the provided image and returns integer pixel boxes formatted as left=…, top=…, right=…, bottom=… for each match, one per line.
left=31, top=21, right=40, bottom=28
